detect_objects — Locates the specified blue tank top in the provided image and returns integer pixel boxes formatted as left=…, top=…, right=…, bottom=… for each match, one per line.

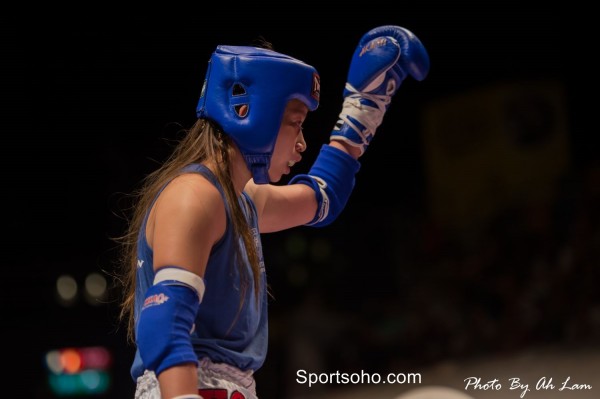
left=130, top=164, right=268, bottom=380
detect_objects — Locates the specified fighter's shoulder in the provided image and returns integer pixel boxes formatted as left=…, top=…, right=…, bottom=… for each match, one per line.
left=159, top=172, right=225, bottom=218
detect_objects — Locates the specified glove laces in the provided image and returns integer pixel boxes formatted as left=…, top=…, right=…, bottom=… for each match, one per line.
left=337, top=82, right=392, bottom=145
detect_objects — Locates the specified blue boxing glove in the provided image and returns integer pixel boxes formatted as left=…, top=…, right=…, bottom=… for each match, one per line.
left=330, top=25, right=430, bottom=155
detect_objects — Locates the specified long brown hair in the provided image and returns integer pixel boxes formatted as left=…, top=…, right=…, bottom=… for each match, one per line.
left=116, top=119, right=261, bottom=343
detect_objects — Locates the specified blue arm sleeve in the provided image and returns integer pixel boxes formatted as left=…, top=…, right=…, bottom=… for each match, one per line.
left=288, top=144, right=361, bottom=227
left=136, top=282, right=200, bottom=376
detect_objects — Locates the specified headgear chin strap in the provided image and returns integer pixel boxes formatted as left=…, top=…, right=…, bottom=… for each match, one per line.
left=196, top=46, right=320, bottom=184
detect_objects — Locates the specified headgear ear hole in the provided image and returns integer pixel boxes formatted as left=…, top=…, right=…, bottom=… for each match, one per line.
left=234, top=104, right=249, bottom=117
left=232, top=83, right=247, bottom=96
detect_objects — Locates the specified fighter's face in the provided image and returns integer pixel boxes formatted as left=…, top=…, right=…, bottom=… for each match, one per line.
left=269, top=99, right=308, bottom=183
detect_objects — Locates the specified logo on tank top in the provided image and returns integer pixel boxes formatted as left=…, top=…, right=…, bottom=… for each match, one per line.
left=137, top=259, right=144, bottom=268
left=251, top=228, right=265, bottom=273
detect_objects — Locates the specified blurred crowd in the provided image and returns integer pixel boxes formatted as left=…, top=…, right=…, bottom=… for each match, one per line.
left=258, top=161, right=600, bottom=398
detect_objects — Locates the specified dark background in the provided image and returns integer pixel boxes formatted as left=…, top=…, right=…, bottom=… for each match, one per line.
left=4, top=7, right=597, bottom=399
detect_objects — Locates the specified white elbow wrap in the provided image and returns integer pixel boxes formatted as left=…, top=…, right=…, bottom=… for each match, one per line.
left=154, top=266, right=205, bottom=302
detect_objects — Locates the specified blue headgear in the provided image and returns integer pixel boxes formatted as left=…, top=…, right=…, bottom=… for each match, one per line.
left=196, top=46, right=320, bottom=184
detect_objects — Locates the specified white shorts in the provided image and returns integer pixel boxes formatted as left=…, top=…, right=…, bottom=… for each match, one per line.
left=134, top=358, right=258, bottom=399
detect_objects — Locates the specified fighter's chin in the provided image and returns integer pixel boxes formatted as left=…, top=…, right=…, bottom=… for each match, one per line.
left=268, top=172, right=282, bottom=183
left=268, top=167, right=288, bottom=183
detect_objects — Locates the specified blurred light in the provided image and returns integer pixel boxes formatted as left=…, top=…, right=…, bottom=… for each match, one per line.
left=45, top=346, right=113, bottom=396
left=45, top=350, right=62, bottom=374
left=48, top=370, right=110, bottom=395
left=61, top=348, right=82, bottom=374
left=84, top=272, right=107, bottom=305
left=46, top=347, right=113, bottom=373
left=56, top=274, right=78, bottom=306
left=80, top=369, right=106, bottom=390
left=49, top=372, right=79, bottom=395
left=79, top=346, right=112, bottom=370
